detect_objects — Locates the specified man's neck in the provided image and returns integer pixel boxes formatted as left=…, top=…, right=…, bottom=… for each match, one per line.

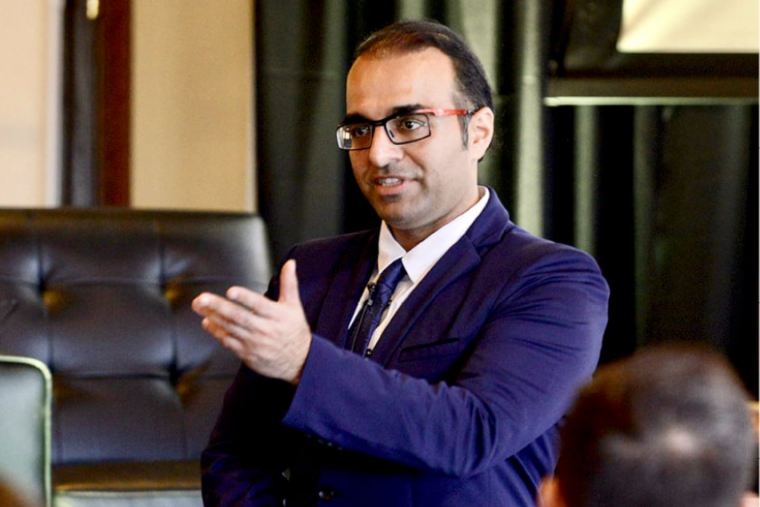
left=386, top=186, right=488, bottom=251
left=389, top=186, right=486, bottom=251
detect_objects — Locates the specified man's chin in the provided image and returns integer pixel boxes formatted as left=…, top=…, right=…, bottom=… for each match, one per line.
left=376, top=210, right=411, bottom=228
left=369, top=196, right=408, bottom=217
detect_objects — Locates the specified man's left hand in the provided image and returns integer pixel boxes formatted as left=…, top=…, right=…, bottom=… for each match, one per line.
left=192, top=259, right=312, bottom=385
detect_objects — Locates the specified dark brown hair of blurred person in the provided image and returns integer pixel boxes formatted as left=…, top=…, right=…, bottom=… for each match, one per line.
left=541, top=344, right=757, bottom=507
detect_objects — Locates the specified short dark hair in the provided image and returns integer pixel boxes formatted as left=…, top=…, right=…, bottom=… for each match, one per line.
left=556, top=344, right=756, bottom=507
left=355, top=20, right=494, bottom=147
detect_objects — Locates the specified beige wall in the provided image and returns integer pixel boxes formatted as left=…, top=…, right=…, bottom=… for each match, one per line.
left=619, top=0, right=759, bottom=52
left=131, top=0, right=255, bottom=212
left=0, top=0, right=61, bottom=207
left=0, top=0, right=254, bottom=211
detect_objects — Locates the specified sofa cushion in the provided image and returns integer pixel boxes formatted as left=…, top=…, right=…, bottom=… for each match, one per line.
left=0, top=208, right=271, bottom=468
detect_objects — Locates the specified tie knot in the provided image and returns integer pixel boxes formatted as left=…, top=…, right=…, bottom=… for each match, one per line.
left=374, top=259, right=406, bottom=294
left=347, top=258, right=406, bottom=356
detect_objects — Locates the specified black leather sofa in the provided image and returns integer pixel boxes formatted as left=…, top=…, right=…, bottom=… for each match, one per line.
left=0, top=208, right=273, bottom=507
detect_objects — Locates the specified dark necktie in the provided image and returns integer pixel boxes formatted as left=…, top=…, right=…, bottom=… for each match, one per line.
left=348, top=259, right=406, bottom=357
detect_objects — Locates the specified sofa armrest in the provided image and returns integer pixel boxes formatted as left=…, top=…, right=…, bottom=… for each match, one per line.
left=0, top=355, right=52, bottom=507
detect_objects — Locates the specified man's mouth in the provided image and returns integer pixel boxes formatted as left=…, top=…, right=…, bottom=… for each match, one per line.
left=375, top=177, right=403, bottom=186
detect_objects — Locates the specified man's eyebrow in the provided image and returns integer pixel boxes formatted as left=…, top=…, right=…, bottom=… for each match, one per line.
left=341, top=113, right=370, bottom=125
left=341, top=104, right=425, bottom=125
left=392, top=104, right=424, bottom=116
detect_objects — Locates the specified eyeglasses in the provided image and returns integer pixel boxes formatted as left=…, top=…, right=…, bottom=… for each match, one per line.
left=336, top=108, right=475, bottom=151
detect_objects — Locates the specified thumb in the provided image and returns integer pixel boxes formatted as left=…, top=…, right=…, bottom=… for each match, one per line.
left=278, top=259, right=302, bottom=305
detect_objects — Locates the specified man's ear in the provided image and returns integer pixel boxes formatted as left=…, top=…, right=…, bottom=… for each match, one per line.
left=468, top=106, right=494, bottom=160
left=537, top=476, right=568, bottom=507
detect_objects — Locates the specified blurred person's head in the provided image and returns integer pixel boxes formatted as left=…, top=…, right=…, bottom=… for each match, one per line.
left=540, top=344, right=756, bottom=507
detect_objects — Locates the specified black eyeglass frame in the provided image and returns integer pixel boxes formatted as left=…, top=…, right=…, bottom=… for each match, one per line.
left=336, top=108, right=476, bottom=151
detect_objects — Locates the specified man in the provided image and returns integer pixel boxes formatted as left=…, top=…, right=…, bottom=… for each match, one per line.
left=538, top=344, right=758, bottom=507
left=193, top=19, right=609, bottom=507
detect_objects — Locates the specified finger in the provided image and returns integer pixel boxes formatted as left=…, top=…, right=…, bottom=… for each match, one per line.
left=194, top=293, right=237, bottom=320
left=203, top=317, right=246, bottom=354
left=203, top=309, right=256, bottom=341
left=226, top=286, right=281, bottom=320
left=225, top=286, right=266, bottom=312
left=192, top=292, right=228, bottom=317
left=195, top=293, right=261, bottom=334
left=278, top=259, right=302, bottom=306
left=201, top=316, right=230, bottom=341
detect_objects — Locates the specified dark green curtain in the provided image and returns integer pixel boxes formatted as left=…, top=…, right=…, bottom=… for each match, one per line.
left=255, top=0, right=758, bottom=395
left=255, top=0, right=516, bottom=262
left=545, top=104, right=758, bottom=395
left=255, top=2, right=350, bottom=260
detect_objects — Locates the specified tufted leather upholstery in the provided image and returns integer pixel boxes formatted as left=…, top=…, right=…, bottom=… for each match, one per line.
left=0, top=208, right=272, bottom=507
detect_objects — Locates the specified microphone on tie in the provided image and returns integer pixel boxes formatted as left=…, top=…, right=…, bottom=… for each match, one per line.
left=348, top=259, right=406, bottom=357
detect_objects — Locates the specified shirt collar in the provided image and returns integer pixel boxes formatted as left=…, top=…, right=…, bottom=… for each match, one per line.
left=377, top=186, right=490, bottom=283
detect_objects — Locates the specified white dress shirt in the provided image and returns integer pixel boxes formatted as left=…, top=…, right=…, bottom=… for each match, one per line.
left=349, top=187, right=490, bottom=352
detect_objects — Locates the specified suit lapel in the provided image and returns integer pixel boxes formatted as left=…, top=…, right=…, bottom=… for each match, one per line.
left=370, top=190, right=512, bottom=365
left=369, top=237, right=481, bottom=365
left=309, top=188, right=512, bottom=360
left=313, top=233, right=378, bottom=349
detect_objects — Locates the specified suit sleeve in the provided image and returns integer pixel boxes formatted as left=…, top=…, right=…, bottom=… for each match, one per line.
left=201, top=365, right=297, bottom=507
left=280, top=245, right=609, bottom=477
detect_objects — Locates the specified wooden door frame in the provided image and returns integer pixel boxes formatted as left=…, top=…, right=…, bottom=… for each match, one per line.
left=62, top=0, right=130, bottom=207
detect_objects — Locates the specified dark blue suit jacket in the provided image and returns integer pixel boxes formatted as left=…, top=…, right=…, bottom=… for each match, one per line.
left=202, top=190, right=609, bottom=507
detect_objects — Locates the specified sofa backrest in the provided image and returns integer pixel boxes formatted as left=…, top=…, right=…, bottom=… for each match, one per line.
left=0, top=208, right=272, bottom=466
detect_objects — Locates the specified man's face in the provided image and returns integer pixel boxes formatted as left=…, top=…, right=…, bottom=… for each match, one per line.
left=345, top=48, right=492, bottom=248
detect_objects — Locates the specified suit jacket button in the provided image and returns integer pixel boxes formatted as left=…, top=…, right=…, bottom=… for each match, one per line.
left=317, top=488, right=335, bottom=501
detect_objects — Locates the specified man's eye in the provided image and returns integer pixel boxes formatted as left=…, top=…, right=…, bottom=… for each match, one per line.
left=395, top=116, right=427, bottom=131
left=350, top=125, right=371, bottom=137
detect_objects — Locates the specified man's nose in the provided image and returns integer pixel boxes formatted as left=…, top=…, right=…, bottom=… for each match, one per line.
left=367, top=126, right=403, bottom=167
